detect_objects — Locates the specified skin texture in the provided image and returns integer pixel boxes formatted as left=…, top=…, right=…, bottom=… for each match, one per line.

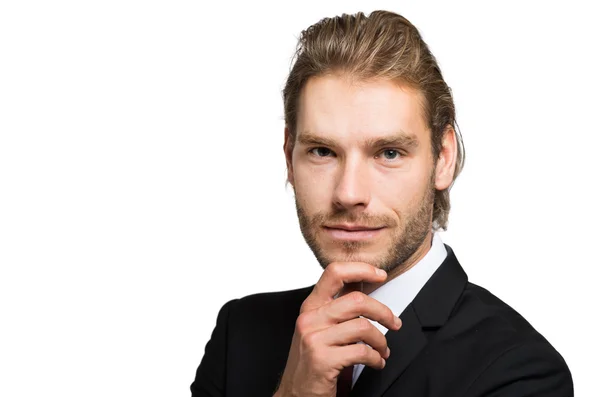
left=275, top=74, right=457, bottom=396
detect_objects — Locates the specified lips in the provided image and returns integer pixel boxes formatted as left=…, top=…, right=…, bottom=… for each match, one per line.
left=323, top=225, right=385, bottom=241
left=324, top=224, right=384, bottom=231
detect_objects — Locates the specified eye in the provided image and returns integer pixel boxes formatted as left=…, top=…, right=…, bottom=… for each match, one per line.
left=309, top=147, right=335, bottom=157
left=377, top=149, right=404, bottom=161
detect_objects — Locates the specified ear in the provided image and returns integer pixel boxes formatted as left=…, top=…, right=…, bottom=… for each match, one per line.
left=434, top=126, right=458, bottom=190
left=283, top=126, right=295, bottom=187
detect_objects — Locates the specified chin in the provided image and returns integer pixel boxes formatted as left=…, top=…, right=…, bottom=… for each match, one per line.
left=322, top=247, right=382, bottom=266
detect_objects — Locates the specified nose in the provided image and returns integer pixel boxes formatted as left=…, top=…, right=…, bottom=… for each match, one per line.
left=332, top=155, right=371, bottom=211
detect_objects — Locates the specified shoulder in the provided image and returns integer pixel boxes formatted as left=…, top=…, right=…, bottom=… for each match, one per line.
left=456, top=282, right=552, bottom=347
left=233, top=285, right=314, bottom=313
left=218, top=285, right=314, bottom=333
left=448, top=282, right=573, bottom=396
left=466, top=337, right=573, bottom=396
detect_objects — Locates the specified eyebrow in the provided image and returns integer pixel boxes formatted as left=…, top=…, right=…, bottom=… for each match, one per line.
left=297, top=131, right=420, bottom=150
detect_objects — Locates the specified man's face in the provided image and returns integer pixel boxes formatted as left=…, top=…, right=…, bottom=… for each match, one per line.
left=285, top=74, right=440, bottom=274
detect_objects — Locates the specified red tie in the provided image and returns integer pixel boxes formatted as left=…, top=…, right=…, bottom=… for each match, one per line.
left=336, top=365, right=354, bottom=397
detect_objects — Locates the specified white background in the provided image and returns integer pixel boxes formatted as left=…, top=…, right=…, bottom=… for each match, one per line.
left=1, top=0, right=598, bottom=396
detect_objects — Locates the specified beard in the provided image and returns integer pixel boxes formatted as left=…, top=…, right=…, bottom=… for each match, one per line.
left=294, top=171, right=436, bottom=274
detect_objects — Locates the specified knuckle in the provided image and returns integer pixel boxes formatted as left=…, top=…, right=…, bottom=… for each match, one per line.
left=324, top=263, right=343, bottom=288
left=299, top=302, right=308, bottom=314
left=376, top=304, right=393, bottom=323
left=357, top=343, right=371, bottom=359
left=356, top=317, right=372, bottom=332
left=349, top=291, right=365, bottom=305
left=300, top=330, right=319, bottom=350
left=299, top=299, right=309, bottom=313
left=295, top=313, right=312, bottom=334
left=326, top=262, right=341, bottom=276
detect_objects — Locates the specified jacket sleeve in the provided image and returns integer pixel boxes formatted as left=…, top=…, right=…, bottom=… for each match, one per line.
left=190, top=299, right=239, bottom=397
left=465, top=341, right=574, bottom=397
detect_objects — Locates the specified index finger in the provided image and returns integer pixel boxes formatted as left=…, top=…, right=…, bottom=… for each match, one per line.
left=301, top=262, right=387, bottom=313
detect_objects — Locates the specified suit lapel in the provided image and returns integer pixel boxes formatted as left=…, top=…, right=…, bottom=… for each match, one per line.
left=350, top=245, right=468, bottom=396
left=350, top=303, right=427, bottom=397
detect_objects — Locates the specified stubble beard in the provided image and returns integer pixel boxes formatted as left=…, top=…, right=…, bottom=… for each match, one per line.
left=295, top=173, right=436, bottom=274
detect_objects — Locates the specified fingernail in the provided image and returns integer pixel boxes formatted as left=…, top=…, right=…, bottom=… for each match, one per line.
left=380, top=358, right=386, bottom=368
left=376, top=269, right=387, bottom=277
left=386, top=347, right=391, bottom=358
left=394, top=317, right=402, bottom=328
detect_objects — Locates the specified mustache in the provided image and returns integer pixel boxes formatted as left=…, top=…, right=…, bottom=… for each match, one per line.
left=310, top=211, right=398, bottom=228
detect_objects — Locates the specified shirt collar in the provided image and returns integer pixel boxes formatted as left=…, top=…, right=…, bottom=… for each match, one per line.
left=351, top=232, right=448, bottom=387
left=368, top=232, right=448, bottom=325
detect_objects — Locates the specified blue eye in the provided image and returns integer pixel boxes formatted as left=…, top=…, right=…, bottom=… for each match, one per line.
left=309, top=147, right=334, bottom=157
left=381, top=149, right=402, bottom=160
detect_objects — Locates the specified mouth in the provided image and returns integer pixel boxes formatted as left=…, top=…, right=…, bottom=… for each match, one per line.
left=322, top=225, right=386, bottom=241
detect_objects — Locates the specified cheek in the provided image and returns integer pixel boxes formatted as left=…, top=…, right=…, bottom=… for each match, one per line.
left=293, top=166, right=333, bottom=210
left=374, top=167, right=431, bottom=211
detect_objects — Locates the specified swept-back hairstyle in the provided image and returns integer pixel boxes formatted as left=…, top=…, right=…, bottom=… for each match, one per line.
left=283, top=10, right=465, bottom=230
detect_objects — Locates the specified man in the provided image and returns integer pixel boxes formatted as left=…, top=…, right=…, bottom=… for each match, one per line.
left=191, top=10, right=573, bottom=397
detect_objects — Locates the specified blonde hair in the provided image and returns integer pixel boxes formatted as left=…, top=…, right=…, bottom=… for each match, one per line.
left=283, top=10, right=465, bottom=230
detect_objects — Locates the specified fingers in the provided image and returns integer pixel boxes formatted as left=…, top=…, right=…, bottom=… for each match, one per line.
left=302, top=262, right=387, bottom=312
left=298, top=291, right=401, bottom=334
left=326, top=291, right=402, bottom=331
left=318, top=317, right=390, bottom=360
left=300, top=322, right=388, bottom=372
left=290, top=261, right=401, bottom=379
left=337, top=342, right=386, bottom=370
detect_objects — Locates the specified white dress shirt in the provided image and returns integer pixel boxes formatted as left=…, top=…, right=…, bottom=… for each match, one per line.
left=351, top=232, right=448, bottom=387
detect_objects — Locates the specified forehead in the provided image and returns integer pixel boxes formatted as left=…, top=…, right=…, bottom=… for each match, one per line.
left=296, top=74, right=429, bottom=144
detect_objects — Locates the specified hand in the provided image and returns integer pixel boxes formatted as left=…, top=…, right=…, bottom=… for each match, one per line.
left=273, top=262, right=402, bottom=397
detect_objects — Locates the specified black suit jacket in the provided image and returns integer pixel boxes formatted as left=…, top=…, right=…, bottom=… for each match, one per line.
left=191, top=245, right=573, bottom=396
